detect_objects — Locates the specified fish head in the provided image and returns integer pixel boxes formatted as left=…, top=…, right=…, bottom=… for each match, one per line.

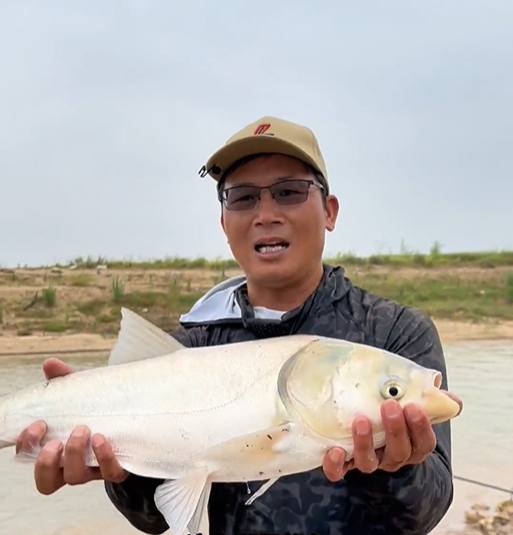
left=278, top=338, right=461, bottom=443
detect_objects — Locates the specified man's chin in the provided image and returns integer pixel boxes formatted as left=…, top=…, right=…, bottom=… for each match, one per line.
left=248, top=259, right=295, bottom=285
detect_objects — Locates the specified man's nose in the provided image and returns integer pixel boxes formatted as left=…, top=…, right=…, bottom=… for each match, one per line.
left=254, top=188, right=285, bottom=225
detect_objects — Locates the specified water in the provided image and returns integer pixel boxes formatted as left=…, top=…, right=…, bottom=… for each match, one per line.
left=0, top=342, right=512, bottom=535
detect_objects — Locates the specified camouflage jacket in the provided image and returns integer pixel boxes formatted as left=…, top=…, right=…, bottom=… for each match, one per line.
left=104, top=264, right=454, bottom=535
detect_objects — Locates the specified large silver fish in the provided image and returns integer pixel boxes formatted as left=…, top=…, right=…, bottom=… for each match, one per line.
left=0, top=308, right=461, bottom=535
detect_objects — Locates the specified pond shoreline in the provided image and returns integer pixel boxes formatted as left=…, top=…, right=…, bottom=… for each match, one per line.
left=1, top=317, right=513, bottom=359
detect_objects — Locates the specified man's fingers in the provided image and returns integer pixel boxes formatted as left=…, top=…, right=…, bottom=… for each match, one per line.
left=379, top=401, right=411, bottom=470
left=16, top=420, right=47, bottom=455
left=62, top=426, right=92, bottom=485
left=351, top=417, right=379, bottom=473
left=92, top=434, right=129, bottom=483
left=322, top=447, right=349, bottom=482
left=404, top=404, right=436, bottom=463
left=34, top=440, right=66, bottom=495
left=42, top=358, right=75, bottom=380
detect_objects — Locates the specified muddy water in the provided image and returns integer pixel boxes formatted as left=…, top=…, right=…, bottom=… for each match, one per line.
left=0, top=342, right=512, bottom=535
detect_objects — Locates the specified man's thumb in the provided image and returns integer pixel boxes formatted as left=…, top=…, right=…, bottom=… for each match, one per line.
left=43, top=358, right=75, bottom=380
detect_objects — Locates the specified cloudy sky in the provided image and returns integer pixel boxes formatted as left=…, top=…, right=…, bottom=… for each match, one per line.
left=0, top=0, right=511, bottom=267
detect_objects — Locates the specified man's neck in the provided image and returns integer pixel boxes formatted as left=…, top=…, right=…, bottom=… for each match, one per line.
left=246, top=264, right=324, bottom=312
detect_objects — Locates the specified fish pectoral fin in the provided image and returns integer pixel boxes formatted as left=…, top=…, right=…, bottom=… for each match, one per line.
left=154, top=468, right=210, bottom=535
left=108, top=307, right=186, bottom=366
left=245, top=477, right=280, bottom=506
left=206, top=421, right=299, bottom=463
left=201, top=422, right=297, bottom=502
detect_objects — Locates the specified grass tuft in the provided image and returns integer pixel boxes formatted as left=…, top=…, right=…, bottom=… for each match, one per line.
left=41, top=285, right=57, bottom=308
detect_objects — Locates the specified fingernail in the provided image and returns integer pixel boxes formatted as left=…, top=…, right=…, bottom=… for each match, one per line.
left=73, top=426, right=89, bottom=438
left=385, top=402, right=402, bottom=418
left=92, top=435, right=104, bottom=448
left=406, top=405, right=422, bottom=421
left=329, top=448, right=343, bottom=464
left=45, top=440, right=62, bottom=452
left=355, top=420, right=369, bottom=435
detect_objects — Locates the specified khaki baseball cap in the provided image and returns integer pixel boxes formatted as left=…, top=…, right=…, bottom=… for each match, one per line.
left=198, top=116, right=329, bottom=185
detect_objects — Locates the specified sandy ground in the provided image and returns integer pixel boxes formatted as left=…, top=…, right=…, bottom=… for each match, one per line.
left=1, top=318, right=513, bottom=357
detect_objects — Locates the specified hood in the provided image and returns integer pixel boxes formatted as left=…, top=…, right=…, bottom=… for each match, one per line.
left=179, top=264, right=350, bottom=327
left=179, top=275, right=247, bottom=324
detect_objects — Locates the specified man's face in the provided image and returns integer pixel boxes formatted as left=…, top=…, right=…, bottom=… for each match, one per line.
left=220, top=154, right=339, bottom=290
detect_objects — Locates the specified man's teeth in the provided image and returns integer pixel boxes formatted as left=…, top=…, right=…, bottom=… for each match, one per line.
left=256, top=244, right=288, bottom=254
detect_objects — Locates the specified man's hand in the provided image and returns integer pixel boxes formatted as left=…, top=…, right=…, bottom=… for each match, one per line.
left=15, top=358, right=129, bottom=495
left=322, top=392, right=463, bottom=482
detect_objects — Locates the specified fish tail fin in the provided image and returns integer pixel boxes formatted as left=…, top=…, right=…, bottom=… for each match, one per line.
left=0, top=418, right=41, bottom=462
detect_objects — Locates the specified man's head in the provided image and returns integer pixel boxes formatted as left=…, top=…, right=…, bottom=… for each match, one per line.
left=199, top=116, right=339, bottom=295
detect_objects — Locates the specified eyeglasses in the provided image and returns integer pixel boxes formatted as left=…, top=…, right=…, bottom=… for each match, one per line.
left=219, top=179, right=324, bottom=211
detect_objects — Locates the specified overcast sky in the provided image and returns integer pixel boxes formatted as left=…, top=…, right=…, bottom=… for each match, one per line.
left=0, top=0, right=511, bottom=267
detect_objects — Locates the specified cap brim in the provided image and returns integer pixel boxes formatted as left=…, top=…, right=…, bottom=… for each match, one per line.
left=205, top=136, right=322, bottom=181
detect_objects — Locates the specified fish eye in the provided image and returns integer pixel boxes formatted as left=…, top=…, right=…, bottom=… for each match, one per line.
left=380, top=379, right=404, bottom=400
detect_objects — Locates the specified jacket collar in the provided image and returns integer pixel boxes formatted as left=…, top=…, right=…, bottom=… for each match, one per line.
left=179, top=264, right=351, bottom=331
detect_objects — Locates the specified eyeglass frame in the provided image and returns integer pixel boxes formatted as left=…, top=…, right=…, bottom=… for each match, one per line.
left=218, top=178, right=325, bottom=211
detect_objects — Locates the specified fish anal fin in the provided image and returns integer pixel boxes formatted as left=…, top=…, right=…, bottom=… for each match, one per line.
left=154, top=468, right=210, bottom=535
left=108, top=307, right=186, bottom=366
left=245, top=477, right=279, bottom=506
left=187, top=480, right=212, bottom=535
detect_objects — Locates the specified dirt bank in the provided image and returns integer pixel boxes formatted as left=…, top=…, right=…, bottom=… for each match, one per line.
left=1, top=317, right=512, bottom=358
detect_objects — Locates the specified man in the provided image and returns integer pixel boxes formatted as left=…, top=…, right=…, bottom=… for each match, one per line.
left=16, top=116, right=462, bottom=535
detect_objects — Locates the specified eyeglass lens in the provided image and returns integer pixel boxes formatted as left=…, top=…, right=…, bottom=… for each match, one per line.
left=222, top=179, right=318, bottom=211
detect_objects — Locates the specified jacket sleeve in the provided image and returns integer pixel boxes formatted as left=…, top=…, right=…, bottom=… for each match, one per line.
left=342, top=306, right=455, bottom=535
left=103, top=325, right=207, bottom=535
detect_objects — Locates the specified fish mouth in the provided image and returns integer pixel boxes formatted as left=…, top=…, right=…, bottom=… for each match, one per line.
left=432, top=371, right=443, bottom=389
left=422, top=371, right=461, bottom=425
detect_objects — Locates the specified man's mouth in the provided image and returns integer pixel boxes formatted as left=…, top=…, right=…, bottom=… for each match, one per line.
left=254, top=241, right=290, bottom=254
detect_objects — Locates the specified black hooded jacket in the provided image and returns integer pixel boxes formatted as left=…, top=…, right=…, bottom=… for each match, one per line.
left=104, top=264, right=454, bottom=535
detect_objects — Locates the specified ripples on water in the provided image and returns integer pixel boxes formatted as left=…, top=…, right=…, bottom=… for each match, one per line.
left=0, top=342, right=512, bottom=535
left=432, top=342, right=513, bottom=534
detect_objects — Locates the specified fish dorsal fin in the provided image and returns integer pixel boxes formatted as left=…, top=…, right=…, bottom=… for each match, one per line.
left=108, top=307, right=186, bottom=366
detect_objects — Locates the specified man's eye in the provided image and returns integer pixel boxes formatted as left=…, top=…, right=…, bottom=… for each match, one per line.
left=278, top=189, right=301, bottom=196
left=233, top=194, right=255, bottom=202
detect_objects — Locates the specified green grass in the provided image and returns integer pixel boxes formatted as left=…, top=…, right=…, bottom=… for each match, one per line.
left=111, top=276, right=125, bottom=303
left=350, top=272, right=513, bottom=321
left=68, top=273, right=95, bottom=287
left=505, top=271, right=513, bottom=306
left=40, top=247, right=513, bottom=271
left=41, top=285, right=57, bottom=307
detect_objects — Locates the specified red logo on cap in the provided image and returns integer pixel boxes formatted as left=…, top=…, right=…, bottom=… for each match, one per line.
left=254, top=123, right=271, bottom=135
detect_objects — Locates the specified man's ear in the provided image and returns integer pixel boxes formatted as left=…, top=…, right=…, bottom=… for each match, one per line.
left=325, top=194, right=339, bottom=232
